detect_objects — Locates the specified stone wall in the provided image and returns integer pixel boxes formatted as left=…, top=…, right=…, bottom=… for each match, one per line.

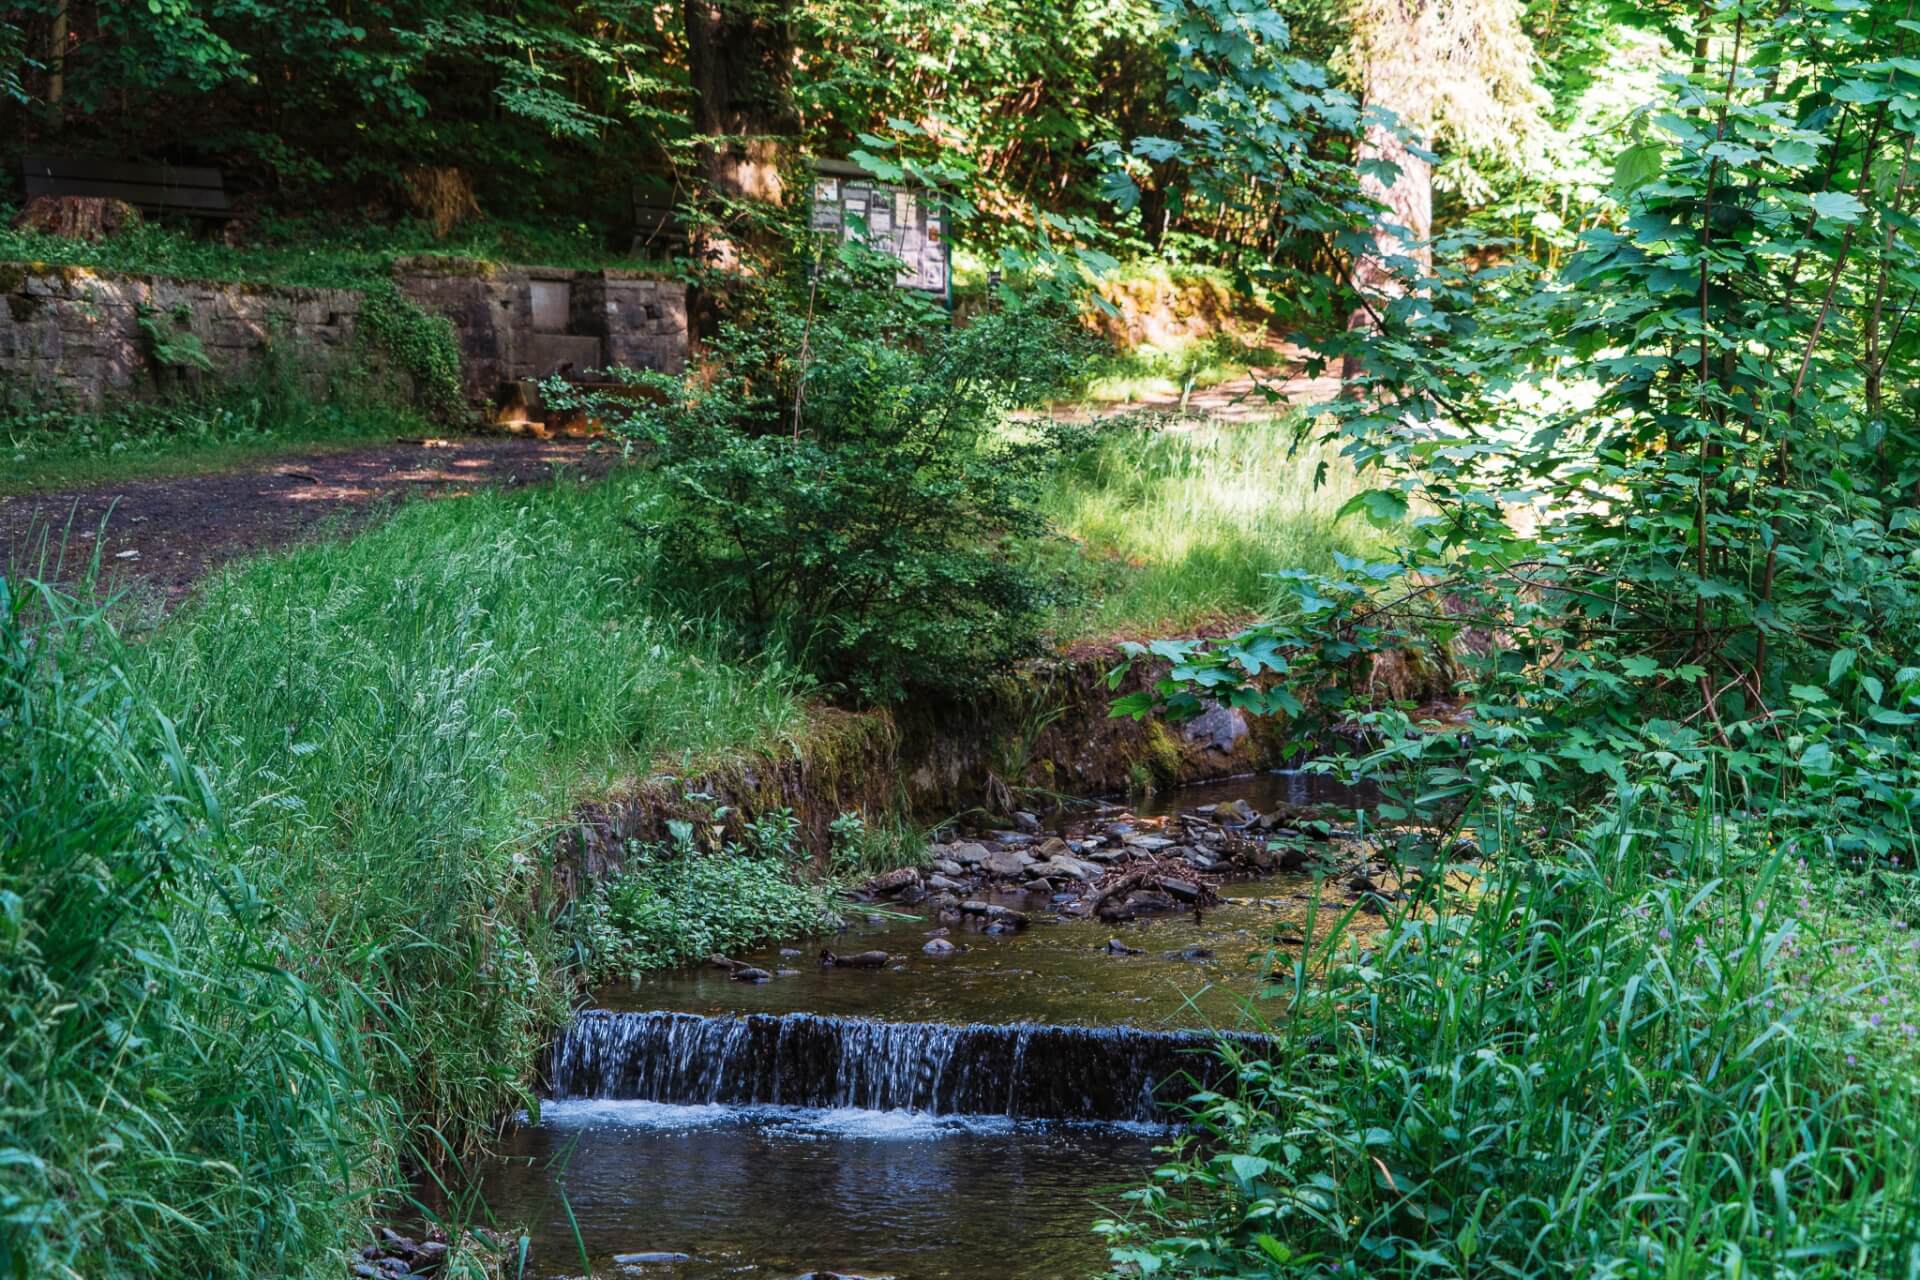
left=0, top=264, right=361, bottom=408
left=386, top=259, right=688, bottom=398
left=0, top=259, right=687, bottom=411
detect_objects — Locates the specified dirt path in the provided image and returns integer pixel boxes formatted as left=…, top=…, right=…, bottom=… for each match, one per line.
left=0, top=435, right=612, bottom=602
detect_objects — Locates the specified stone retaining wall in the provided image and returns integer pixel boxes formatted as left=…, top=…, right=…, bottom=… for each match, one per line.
left=0, top=259, right=687, bottom=410
left=0, top=264, right=361, bottom=408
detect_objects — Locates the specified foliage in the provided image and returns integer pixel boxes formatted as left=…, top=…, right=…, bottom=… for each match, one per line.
left=1105, top=2, right=1920, bottom=1274
left=0, top=577, right=385, bottom=1280
left=355, top=280, right=468, bottom=424
left=0, top=211, right=652, bottom=290
left=1100, top=796, right=1920, bottom=1277
left=133, top=301, right=212, bottom=373
left=1120, top=0, right=1920, bottom=867
left=0, top=390, right=413, bottom=498
left=572, top=833, right=836, bottom=978
left=608, top=239, right=1093, bottom=702
left=1095, top=0, right=1372, bottom=332
left=129, top=474, right=808, bottom=1143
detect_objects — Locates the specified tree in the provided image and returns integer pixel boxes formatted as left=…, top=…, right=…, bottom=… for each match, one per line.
left=1341, top=0, right=1545, bottom=379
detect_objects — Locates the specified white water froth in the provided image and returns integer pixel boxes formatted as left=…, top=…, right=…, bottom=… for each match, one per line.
left=528, top=1098, right=1164, bottom=1139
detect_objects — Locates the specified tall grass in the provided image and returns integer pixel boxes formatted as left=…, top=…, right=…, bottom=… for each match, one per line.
left=1101, top=796, right=1920, bottom=1277
left=1, top=578, right=384, bottom=1278
left=4, top=473, right=815, bottom=1277
left=134, top=475, right=808, bottom=1143
left=1042, top=415, right=1383, bottom=638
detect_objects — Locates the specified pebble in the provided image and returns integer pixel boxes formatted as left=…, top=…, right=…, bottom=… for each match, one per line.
left=923, top=938, right=957, bottom=956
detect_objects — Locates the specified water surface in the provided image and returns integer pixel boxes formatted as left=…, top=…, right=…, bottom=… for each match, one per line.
left=479, top=1099, right=1157, bottom=1279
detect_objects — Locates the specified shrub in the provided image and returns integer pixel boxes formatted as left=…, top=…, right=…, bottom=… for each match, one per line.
left=356, top=280, right=468, bottom=425
left=610, top=243, right=1092, bottom=702
left=573, top=835, right=836, bottom=977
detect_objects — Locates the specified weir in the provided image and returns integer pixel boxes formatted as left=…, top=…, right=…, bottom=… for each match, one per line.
left=549, top=1009, right=1265, bottom=1123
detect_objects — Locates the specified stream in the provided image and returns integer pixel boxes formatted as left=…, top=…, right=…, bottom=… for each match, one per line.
left=472, top=772, right=1377, bottom=1280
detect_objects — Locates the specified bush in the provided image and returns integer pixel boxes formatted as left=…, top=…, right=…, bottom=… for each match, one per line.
left=573, top=833, right=836, bottom=977
left=610, top=243, right=1092, bottom=702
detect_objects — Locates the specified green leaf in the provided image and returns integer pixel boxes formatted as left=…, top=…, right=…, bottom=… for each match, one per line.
left=1828, top=647, right=1856, bottom=684
left=1808, top=191, right=1867, bottom=223
left=1340, top=488, right=1409, bottom=528
left=1612, top=142, right=1666, bottom=194
left=1771, top=138, right=1819, bottom=168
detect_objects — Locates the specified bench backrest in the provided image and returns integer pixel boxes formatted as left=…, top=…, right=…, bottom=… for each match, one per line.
left=22, top=155, right=233, bottom=218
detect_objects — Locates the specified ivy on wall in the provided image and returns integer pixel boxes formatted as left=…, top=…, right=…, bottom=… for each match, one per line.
left=356, top=281, right=468, bottom=425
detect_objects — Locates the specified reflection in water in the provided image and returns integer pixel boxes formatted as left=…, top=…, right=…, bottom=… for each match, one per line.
left=480, top=1100, right=1157, bottom=1279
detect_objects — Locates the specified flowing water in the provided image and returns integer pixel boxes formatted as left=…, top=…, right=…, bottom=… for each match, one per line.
left=474, top=771, right=1378, bottom=1279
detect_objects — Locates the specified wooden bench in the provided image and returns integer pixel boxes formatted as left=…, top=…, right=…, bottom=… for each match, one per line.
left=21, top=155, right=234, bottom=220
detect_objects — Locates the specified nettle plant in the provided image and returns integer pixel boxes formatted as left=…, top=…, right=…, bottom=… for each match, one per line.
left=1116, top=0, right=1920, bottom=866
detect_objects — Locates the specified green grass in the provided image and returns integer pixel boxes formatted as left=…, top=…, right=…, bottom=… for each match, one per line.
left=1042, top=415, right=1383, bottom=639
left=0, top=392, right=416, bottom=496
left=1, top=472, right=819, bottom=1279
left=0, top=208, right=667, bottom=291
left=1076, top=334, right=1264, bottom=406
left=1101, top=798, right=1920, bottom=1277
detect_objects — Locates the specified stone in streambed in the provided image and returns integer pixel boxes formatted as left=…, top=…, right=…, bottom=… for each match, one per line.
left=958, top=900, right=1030, bottom=929
left=1212, top=799, right=1258, bottom=824
left=923, top=937, right=957, bottom=956
left=927, top=874, right=965, bottom=891
left=730, top=966, right=772, bottom=983
left=946, top=842, right=991, bottom=867
left=859, top=867, right=921, bottom=896
left=984, top=848, right=1033, bottom=878
left=1032, top=856, right=1100, bottom=882
left=820, top=949, right=891, bottom=968
left=1156, top=876, right=1202, bottom=903
left=1105, top=938, right=1144, bottom=956
left=614, top=1251, right=693, bottom=1265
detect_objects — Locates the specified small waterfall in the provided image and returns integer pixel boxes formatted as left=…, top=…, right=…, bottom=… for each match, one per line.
left=549, top=1010, right=1264, bottom=1123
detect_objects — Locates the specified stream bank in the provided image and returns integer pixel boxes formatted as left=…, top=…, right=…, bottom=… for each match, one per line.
left=466, top=772, right=1396, bottom=1280
left=559, top=639, right=1448, bottom=886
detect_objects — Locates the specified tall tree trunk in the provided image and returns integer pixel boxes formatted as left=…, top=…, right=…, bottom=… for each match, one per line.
left=47, top=0, right=68, bottom=105
left=1341, top=103, right=1433, bottom=386
left=682, top=0, right=796, bottom=343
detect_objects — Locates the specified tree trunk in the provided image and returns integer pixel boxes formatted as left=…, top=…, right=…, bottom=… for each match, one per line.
left=1342, top=115, right=1432, bottom=385
left=682, top=0, right=796, bottom=343
left=48, top=0, right=68, bottom=104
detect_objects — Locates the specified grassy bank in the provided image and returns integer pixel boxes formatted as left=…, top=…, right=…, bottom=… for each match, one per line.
left=0, top=210, right=650, bottom=291
left=3, top=396, right=1395, bottom=1278
left=1, top=472, right=825, bottom=1278
left=1043, top=415, right=1382, bottom=639
left=1101, top=797, right=1920, bottom=1277
left=1, top=392, right=415, bottom=496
